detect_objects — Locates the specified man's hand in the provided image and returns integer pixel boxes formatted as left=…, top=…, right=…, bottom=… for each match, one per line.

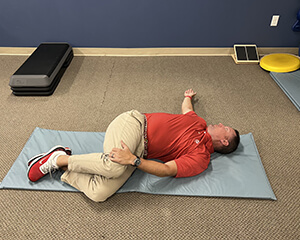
left=184, top=89, right=197, bottom=98
left=182, top=89, right=197, bottom=114
left=110, top=141, right=136, bottom=165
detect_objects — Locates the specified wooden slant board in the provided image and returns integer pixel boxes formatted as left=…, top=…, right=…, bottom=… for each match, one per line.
left=232, top=44, right=259, bottom=64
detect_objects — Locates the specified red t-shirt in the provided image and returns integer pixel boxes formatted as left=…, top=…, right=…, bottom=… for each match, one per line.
left=144, top=111, right=214, bottom=178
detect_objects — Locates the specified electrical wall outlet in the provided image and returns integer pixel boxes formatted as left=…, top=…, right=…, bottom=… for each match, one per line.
left=270, top=15, right=280, bottom=26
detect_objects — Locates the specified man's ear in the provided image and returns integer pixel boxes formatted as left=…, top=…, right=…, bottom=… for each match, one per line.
left=220, top=139, right=229, bottom=146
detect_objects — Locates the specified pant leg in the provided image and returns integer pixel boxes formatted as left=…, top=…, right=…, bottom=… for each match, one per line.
left=61, top=110, right=145, bottom=202
left=64, top=110, right=145, bottom=179
left=65, top=153, right=125, bottom=179
left=61, top=165, right=135, bottom=202
left=103, top=109, right=145, bottom=156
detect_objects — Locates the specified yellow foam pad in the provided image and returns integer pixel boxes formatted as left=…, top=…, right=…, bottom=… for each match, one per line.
left=260, top=53, right=300, bottom=73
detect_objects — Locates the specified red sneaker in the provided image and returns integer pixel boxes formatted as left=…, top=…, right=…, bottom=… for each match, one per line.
left=27, top=146, right=71, bottom=182
left=27, top=146, right=71, bottom=166
left=27, top=153, right=44, bottom=166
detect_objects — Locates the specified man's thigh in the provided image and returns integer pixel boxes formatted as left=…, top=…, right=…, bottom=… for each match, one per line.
left=104, top=110, right=144, bottom=154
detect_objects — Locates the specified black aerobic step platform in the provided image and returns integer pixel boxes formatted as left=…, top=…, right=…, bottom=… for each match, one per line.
left=9, top=42, right=73, bottom=96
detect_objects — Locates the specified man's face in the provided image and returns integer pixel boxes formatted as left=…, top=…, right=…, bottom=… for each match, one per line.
left=207, top=123, right=235, bottom=142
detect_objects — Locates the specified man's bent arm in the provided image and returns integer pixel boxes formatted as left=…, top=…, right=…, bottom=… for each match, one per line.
left=182, top=89, right=196, bottom=114
left=110, top=141, right=177, bottom=177
left=136, top=159, right=177, bottom=177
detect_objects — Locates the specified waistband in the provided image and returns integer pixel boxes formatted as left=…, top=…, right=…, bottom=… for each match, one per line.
left=129, top=110, right=148, bottom=159
left=143, top=114, right=148, bottom=159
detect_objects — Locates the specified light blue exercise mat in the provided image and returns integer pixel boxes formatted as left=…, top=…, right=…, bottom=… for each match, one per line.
left=0, top=127, right=276, bottom=200
left=270, top=70, right=300, bottom=111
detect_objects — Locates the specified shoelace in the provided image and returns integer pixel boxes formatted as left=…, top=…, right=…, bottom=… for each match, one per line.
left=40, top=156, right=59, bottom=178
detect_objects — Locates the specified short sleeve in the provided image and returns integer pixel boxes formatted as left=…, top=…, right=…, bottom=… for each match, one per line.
left=174, top=151, right=210, bottom=178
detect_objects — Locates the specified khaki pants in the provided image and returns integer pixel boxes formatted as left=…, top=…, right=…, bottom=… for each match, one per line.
left=61, top=110, right=145, bottom=202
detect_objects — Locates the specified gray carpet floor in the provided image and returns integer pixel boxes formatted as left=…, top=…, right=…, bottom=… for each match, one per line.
left=0, top=55, right=299, bottom=239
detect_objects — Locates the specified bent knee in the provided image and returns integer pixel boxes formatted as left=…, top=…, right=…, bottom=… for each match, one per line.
left=85, top=174, right=126, bottom=202
left=86, top=185, right=115, bottom=202
left=88, top=193, right=109, bottom=202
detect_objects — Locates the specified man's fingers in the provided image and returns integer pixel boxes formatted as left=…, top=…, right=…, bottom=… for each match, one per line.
left=111, top=148, right=118, bottom=153
left=121, top=140, right=128, bottom=149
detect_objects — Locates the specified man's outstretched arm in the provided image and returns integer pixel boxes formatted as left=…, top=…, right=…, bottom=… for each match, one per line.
left=182, top=89, right=197, bottom=114
left=110, top=141, right=177, bottom=177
